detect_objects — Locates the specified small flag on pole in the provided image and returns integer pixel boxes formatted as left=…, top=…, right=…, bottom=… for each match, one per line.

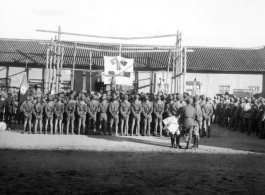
left=20, top=72, right=28, bottom=94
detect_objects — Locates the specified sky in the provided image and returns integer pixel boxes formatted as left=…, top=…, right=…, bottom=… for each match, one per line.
left=1, top=0, right=265, bottom=48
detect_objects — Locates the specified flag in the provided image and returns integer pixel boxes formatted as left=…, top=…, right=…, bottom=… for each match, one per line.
left=20, top=72, right=28, bottom=94
left=104, top=56, right=134, bottom=85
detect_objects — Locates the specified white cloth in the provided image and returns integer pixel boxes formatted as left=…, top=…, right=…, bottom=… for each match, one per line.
left=163, top=116, right=180, bottom=134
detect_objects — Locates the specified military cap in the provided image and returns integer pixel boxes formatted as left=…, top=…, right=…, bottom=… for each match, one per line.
left=101, top=94, right=107, bottom=100
left=168, top=94, right=173, bottom=100
left=187, top=97, right=193, bottom=104
left=177, top=94, right=183, bottom=101
left=193, top=95, right=199, bottom=103
left=200, top=95, right=206, bottom=100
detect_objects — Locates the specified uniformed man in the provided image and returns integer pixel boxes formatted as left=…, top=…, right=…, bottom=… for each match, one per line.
left=98, top=93, right=109, bottom=135
left=247, top=98, right=258, bottom=135
left=153, top=95, right=164, bottom=136
left=33, top=97, right=44, bottom=134
left=5, top=90, right=15, bottom=130
left=142, top=95, right=153, bottom=136
left=193, top=95, right=202, bottom=143
left=119, top=94, right=131, bottom=136
left=242, top=98, right=251, bottom=133
left=77, top=95, right=87, bottom=135
left=54, top=96, right=65, bottom=134
left=228, top=98, right=239, bottom=130
left=21, top=96, right=34, bottom=134
left=130, top=94, right=142, bottom=136
left=181, top=98, right=197, bottom=149
left=109, top=93, right=120, bottom=136
left=0, top=93, right=5, bottom=122
left=87, top=94, right=98, bottom=134
left=201, top=97, right=213, bottom=138
left=256, top=98, right=265, bottom=138
left=45, top=95, right=55, bottom=134
left=65, top=95, right=76, bottom=135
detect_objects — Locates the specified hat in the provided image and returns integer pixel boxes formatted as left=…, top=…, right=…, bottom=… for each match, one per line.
left=177, top=94, right=183, bottom=101
left=193, top=95, right=199, bottom=102
left=206, top=97, right=211, bottom=102
left=101, top=94, right=107, bottom=100
left=201, top=95, right=206, bottom=100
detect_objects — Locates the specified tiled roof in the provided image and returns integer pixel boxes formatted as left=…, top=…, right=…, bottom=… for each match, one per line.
left=187, top=46, right=265, bottom=72
left=1, top=38, right=265, bottom=72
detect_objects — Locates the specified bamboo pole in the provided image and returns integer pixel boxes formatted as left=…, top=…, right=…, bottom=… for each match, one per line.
left=58, top=46, right=64, bottom=92
left=71, top=42, right=77, bottom=90
left=36, top=29, right=177, bottom=40
left=44, top=44, right=50, bottom=93
left=183, top=47, right=187, bottom=95
left=51, top=45, right=57, bottom=93
left=55, top=44, right=61, bottom=93
left=39, top=42, right=181, bottom=53
left=165, top=50, right=172, bottom=94
left=171, top=52, right=175, bottom=94
left=89, top=51, right=92, bottom=91
left=58, top=26, right=61, bottom=41
left=179, top=33, right=183, bottom=94
left=48, top=39, right=54, bottom=92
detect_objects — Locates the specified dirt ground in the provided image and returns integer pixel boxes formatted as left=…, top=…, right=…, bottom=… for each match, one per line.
left=1, top=124, right=265, bottom=195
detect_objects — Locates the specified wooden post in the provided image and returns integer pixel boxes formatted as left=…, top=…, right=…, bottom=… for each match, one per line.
left=44, top=44, right=50, bottom=93
left=150, top=71, right=153, bottom=93
left=171, top=52, right=175, bottom=94
left=174, top=31, right=179, bottom=93
left=51, top=44, right=57, bottom=93
left=58, top=46, right=64, bottom=92
left=166, top=50, right=172, bottom=95
left=58, top=26, right=61, bottom=41
left=83, top=71, right=86, bottom=92
left=89, top=51, right=92, bottom=91
left=6, top=66, right=9, bottom=89
left=71, top=42, right=77, bottom=90
left=183, top=47, right=187, bottom=95
left=48, top=39, right=53, bottom=92
left=55, top=44, right=61, bottom=93
left=179, top=32, right=183, bottom=94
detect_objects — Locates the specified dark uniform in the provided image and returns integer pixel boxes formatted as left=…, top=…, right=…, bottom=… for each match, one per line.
left=45, top=98, right=55, bottom=134
left=54, top=100, right=65, bottom=134
left=247, top=100, right=258, bottom=135
left=65, top=98, right=76, bottom=134
left=142, top=99, right=153, bottom=136
left=109, top=98, right=120, bottom=135
left=98, top=95, right=109, bottom=135
left=87, top=98, right=98, bottom=133
left=201, top=99, right=213, bottom=138
left=120, top=97, right=131, bottom=136
left=33, top=98, right=44, bottom=134
left=153, top=99, right=164, bottom=136
left=5, top=92, right=15, bottom=129
left=21, top=97, right=34, bottom=133
left=77, top=99, right=87, bottom=135
left=130, top=98, right=142, bottom=136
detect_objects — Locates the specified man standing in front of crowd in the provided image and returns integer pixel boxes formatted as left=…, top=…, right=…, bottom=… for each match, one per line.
left=119, top=94, right=131, bottom=136
left=153, top=95, right=164, bottom=136
left=181, top=98, right=197, bottom=149
left=201, top=97, right=213, bottom=138
left=142, top=95, right=153, bottom=136
left=131, top=94, right=142, bottom=136
left=109, top=93, right=120, bottom=136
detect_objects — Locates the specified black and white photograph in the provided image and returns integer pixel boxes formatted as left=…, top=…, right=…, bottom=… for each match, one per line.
left=0, top=0, right=265, bottom=194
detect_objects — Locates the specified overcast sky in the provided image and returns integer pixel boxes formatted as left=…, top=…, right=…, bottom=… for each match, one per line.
left=1, top=0, right=265, bottom=48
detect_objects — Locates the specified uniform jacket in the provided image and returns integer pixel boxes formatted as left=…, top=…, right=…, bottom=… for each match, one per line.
left=77, top=101, right=87, bottom=116
left=33, top=102, right=44, bottom=117
left=120, top=100, right=131, bottom=118
left=66, top=100, right=76, bottom=115
left=21, top=101, right=34, bottom=116
left=45, top=101, right=55, bottom=118
left=87, top=100, right=99, bottom=118
left=250, top=103, right=258, bottom=119
left=142, top=101, right=153, bottom=119
left=108, top=100, right=120, bottom=116
left=153, top=101, right=164, bottom=118
left=181, top=104, right=197, bottom=128
left=201, top=102, right=213, bottom=120
left=4, top=96, right=15, bottom=113
left=170, top=101, right=183, bottom=116
left=54, top=102, right=65, bottom=116
left=131, top=100, right=142, bottom=115
left=98, top=100, right=109, bottom=113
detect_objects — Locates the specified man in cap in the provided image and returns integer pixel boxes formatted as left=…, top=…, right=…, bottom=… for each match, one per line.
left=141, top=95, right=153, bottom=136
left=193, top=95, right=202, bottom=142
left=33, top=97, right=44, bottom=134
left=201, top=97, right=213, bottom=138
left=119, top=94, right=131, bottom=136
left=4, top=90, right=15, bottom=130
left=98, top=93, right=109, bottom=135
left=164, top=95, right=174, bottom=118
left=170, top=94, right=183, bottom=117
left=247, top=98, right=258, bottom=135
left=130, top=93, right=142, bottom=136
left=242, top=98, right=251, bottom=133
left=181, top=97, right=197, bottom=149
left=65, top=95, right=76, bottom=135
left=87, top=94, right=99, bottom=134
left=256, top=98, right=265, bottom=138
left=228, top=98, right=239, bottom=130
left=109, top=93, right=120, bottom=135
left=77, top=94, right=87, bottom=135
left=45, top=95, right=55, bottom=134
left=153, top=95, right=164, bottom=136
left=21, top=96, right=34, bottom=134
left=54, top=95, right=65, bottom=134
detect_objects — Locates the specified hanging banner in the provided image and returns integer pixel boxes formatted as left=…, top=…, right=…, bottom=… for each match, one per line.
left=104, top=56, right=134, bottom=86
left=20, top=72, right=28, bottom=95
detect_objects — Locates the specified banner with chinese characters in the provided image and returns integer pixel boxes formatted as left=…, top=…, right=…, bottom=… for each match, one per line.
left=103, top=56, right=134, bottom=86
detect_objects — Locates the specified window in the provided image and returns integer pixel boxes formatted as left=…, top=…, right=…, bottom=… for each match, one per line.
left=186, top=81, right=200, bottom=92
left=248, top=86, right=259, bottom=94
left=219, top=85, right=230, bottom=94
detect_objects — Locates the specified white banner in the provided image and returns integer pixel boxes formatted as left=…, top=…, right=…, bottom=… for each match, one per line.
left=104, top=56, right=134, bottom=85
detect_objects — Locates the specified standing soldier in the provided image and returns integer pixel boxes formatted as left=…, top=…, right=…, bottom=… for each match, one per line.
left=109, top=93, right=120, bottom=136
left=54, top=96, right=65, bottom=134
left=201, top=97, right=213, bottom=138
left=142, top=95, right=153, bottom=136
left=247, top=98, right=258, bottom=135
left=153, top=95, right=164, bottom=136
left=0, top=94, right=5, bottom=122
left=228, top=98, right=239, bottom=130
left=21, top=96, right=34, bottom=134
left=164, top=95, right=174, bottom=118
left=181, top=98, right=197, bottom=149
left=87, top=94, right=98, bottom=134
left=45, top=95, right=55, bottom=134
left=130, top=94, right=142, bottom=136
left=66, top=95, right=76, bottom=135
left=256, top=98, right=265, bottom=138
left=98, top=93, right=109, bottom=135
left=193, top=95, right=203, bottom=141
left=120, top=94, right=131, bottom=136
left=33, top=97, right=44, bottom=134
left=242, top=98, right=251, bottom=133
left=77, top=95, right=87, bottom=135
left=232, top=98, right=243, bottom=131
left=5, top=90, right=15, bottom=130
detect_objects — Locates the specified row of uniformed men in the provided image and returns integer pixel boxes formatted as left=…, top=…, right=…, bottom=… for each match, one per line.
left=212, top=96, right=265, bottom=139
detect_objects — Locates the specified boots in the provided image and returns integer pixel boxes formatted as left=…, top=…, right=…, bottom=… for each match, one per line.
left=176, top=135, right=181, bottom=149
left=171, top=137, right=175, bottom=148
left=207, top=126, right=211, bottom=138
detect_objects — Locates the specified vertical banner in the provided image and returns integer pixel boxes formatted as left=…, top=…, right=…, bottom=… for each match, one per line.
left=20, top=72, right=28, bottom=95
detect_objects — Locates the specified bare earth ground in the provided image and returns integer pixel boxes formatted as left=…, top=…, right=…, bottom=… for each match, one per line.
left=0, top=124, right=265, bottom=195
